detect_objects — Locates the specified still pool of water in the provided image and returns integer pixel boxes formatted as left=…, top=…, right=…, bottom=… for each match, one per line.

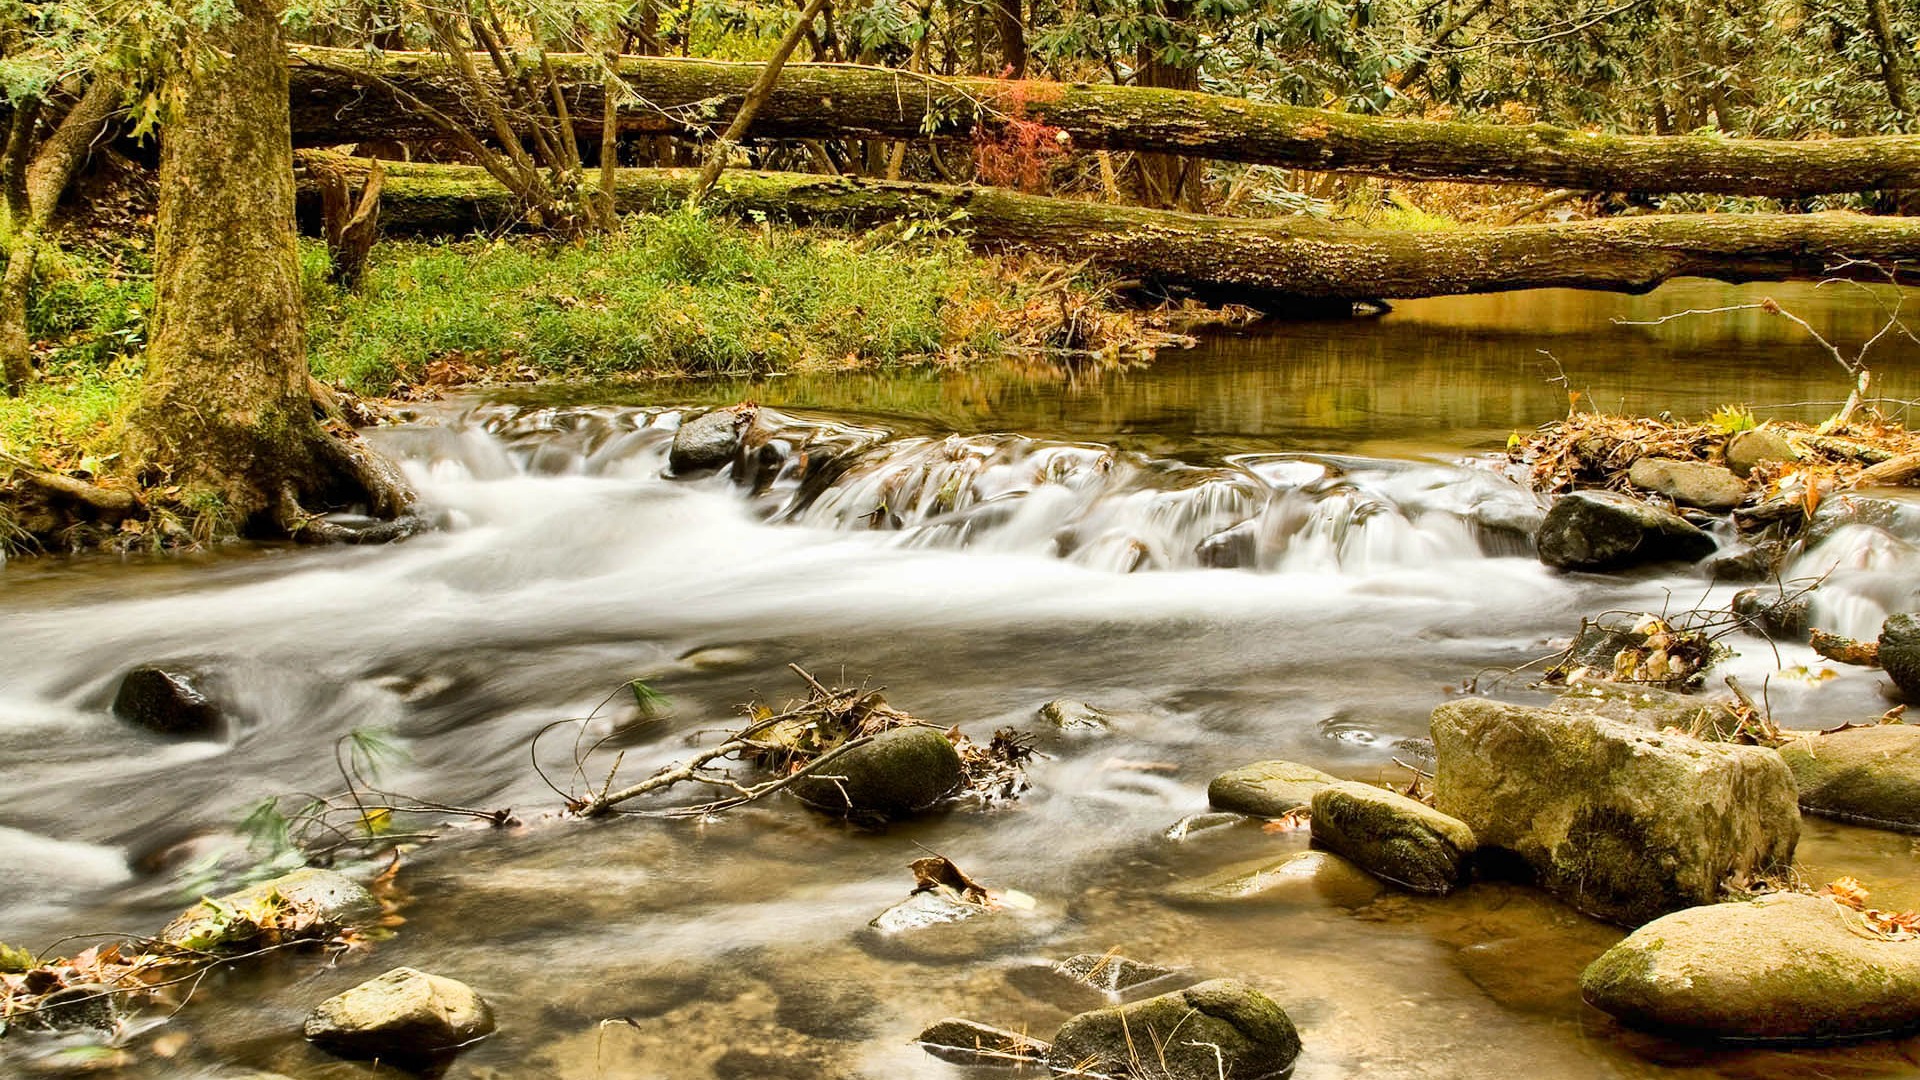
left=3, top=279, right=1920, bottom=1079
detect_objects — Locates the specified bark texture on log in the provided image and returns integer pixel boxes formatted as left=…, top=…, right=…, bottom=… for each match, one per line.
left=287, top=47, right=1920, bottom=197
left=300, top=160, right=1920, bottom=303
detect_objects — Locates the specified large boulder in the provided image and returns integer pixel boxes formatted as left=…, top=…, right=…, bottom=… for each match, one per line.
left=1535, top=490, right=1717, bottom=572
left=789, top=726, right=962, bottom=819
left=304, top=967, right=495, bottom=1064
left=1431, top=699, right=1798, bottom=926
left=1627, top=457, right=1747, bottom=511
left=1778, top=724, right=1920, bottom=830
left=1207, top=760, right=1337, bottom=818
left=1880, top=613, right=1920, bottom=702
left=1580, top=892, right=1920, bottom=1042
left=161, top=868, right=375, bottom=952
left=667, top=406, right=755, bottom=475
left=1046, top=979, right=1300, bottom=1080
left=1309, top=781, right=1476, bottom=895
left=112, top=666, right=227, bottom=738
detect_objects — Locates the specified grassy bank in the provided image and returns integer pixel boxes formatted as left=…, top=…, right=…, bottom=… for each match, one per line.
left=1, top=212, right=1163, bottom=471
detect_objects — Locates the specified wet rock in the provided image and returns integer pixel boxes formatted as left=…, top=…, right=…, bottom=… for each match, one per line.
left=1628, top=457, right=1747, bottom=512
left=304, top=967, right=494, bottom=1064
left=1047, top=979, right=1300, bottom=1080
left=667, top=406, right=754, bottom=475
left=1206, top=760, right=1338, bottom=818
left=1778, top=723, right=1920, bottom=830
left=1724, top=428, right=1797, bottom=478
left=1309, top=782, right=1475, bottom=895
left=161, top=868, right=374, bottom=951
left=1580, top=892, right=1920, bottom=1042
left=1703, top=540, right=1785, bottom=582
left=1554, top=620, right=1647, bottom=678
left=1052, top=954, right=1181, bottom=996
left=1431, top=699, right=1798, bottom=926
left=1038, top=698, right=1114, bottom=733
left=1732, top=588, right=1813, bottom=642
left=1536, top=490, right=1717, bottom=572
left=1805, top=494, right=1920, bottom=548
left=1196, top=519, right=1258, bottom=568
left=14, top=983, right=118, bottom=1033
left=916, top=1018, right=1050, bottom=1066
left=788, top=726, right=962, bottom=819
left=1880, top=613, right=1920, bottom=702
left=861, top=889, right=1052, bottom=964
left=111, top=666, right=226, bottom=738
left=1163, top=811, right=1246, bottom=841
left=1168, top=849, right=1382, bottom=908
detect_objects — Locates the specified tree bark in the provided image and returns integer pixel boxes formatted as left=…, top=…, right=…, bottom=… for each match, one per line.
left=1863, top=0, right=1913, bottom=127
left=688, top=0, right=831, bottom=206
left=303, top=160, right=1920, bottom=304
left=127, top=0, right=416, bottom=540
left=285, top=47, right=1920, bottom=197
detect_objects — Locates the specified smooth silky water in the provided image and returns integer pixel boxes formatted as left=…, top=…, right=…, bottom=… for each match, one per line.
left=3, top=280, right=1920, bottom=1079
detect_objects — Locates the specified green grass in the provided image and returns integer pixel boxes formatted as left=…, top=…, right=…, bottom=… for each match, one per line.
left=305, top=211, right=1023, bottom=394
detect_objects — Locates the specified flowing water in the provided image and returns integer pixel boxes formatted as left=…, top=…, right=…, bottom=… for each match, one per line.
left=4, top=280, right=1920, bottom=1079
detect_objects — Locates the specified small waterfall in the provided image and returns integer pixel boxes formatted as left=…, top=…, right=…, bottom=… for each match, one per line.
left=392, top=404, right=1550, bottom=575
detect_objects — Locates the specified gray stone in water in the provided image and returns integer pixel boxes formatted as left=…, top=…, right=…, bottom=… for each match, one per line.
left=1628, top=457, right=1748, bottom=511
left=1732, top=588, right=1812, bottom=642
left=16, top=983, right=118, bottom=1033
left=112, top=666, right=226, bottom=738
left=1051, top=953, right=1180, bottom=995
left=1580, top=892, right=1920, bottom=1042
left=1038, top=698, right=1114, bottom=733
left=1207, top=760, right=1338, bottom=818
left=1704, top=540, right=1786, bottom=582
left=1430, top=699, right=1798, bottom=926
left=304, top=968, right=494, bottom=1063
left=667, top=406, right=754, bottom=475
left=161, top=868, right=375, bottom=951
left=788, top=726, right=962, bottom=819
left=1196, top=519, right=1258, bottom=568
left=1880, top=613, right=1920, bottom=702
left=1724, top=428, right=1797, bottom=478
left=1168, top=849, right=1382, bottom=908
left=916, top=1018, right=1050, bottom=1066
left=1778, top=723, right=1920, bottom=830
left=1046, top=979, right=1301, bottom=1080
left=1805, top=494, right=1920, bottom=548
left=1309, top=781, right=1476, bottom=895
left=1536, top=490, right=1718, bottom=572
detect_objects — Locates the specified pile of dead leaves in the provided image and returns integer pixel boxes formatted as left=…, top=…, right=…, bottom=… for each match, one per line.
left=1820, top=877, right=1920, bottom=939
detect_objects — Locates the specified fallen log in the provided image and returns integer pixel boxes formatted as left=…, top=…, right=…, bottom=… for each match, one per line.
left=287, top=47, right=1920, bottom=198
left=301, top=159, right=1920, bottom=304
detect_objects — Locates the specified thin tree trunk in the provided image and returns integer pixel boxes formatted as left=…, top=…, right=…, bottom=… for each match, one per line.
left=993, top=0, right=1025, bottom=78
left=1863, top=0, right=1914, bottom=126
left=287, top=47, right=1920, bottom=197
left=323, top=161, right=1920, bottom=304
left=687, top=0, right=832, bottom=206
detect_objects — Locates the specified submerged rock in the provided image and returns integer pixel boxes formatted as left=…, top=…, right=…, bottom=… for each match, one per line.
left=1580, top=892, right=1920, bottom=1042
left=1627, top=457, right=1747, bottom=511
left=667, top=406, right=754, bottom=475
left=304, top=967, right=495, bottom=1064
left=1052, top=953, right=1180, bottom=996
left=916, top=1018, right=1050, bottom=1066
left=1168, top=849, right=1382, bottom=908
left=1047, top=979, right=1300, bottom=1080
left=161, top=868, right=375, bottom=951
left=1038, top=698, right=1114, bottom=733
left=1724, top=428, right=1796, bottom=478
left=1431, top=699, right=1798, bottom=925
left=1535, top=490, right=1717, bottom=572
left=1309, top=782, right=1476, bottom=895
left=13, top=983, right=119, bottom=1033
left=788, top=726, right=962, bottom=819
left=1881, top=613, right=1920, bottom=702
left=1778, top=723, right=1920, bottom=830
left=1702, top=540, right=1786, bottom=582
left=1207, top=760, right=1337, bottom=818
left=111, top=666, right=226, bottom=738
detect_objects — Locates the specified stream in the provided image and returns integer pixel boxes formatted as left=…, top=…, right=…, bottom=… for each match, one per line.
left=3, top=280, right=1920, bottom=1079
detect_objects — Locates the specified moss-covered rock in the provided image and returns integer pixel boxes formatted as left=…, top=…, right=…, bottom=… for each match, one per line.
left=1046, top=978, right=1300, bottom=1080
left=1579, top=892, right=1920, bottom=1042
left=1309, top=781, right=1476, bottom=895
left=1880, top=613, right=1920, bottom=702
left=160, top=868, right=375, bottom=952
left=1206, top=760, right=1338, bottom=817
left=1778, top=723, right=1920, bottom=831
left=788, top=726, right=962, bottom=819
left=1535, top=490, right=1717, bottom=571
left=1431, top=699, right=1798, bottom=926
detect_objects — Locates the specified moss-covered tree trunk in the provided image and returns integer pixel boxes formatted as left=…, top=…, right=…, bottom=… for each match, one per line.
left=316, top=161, right=1920, bottom=304
left=127, top=0, right=414, bottom=540
left=288, top=47, right=1920, bottom=197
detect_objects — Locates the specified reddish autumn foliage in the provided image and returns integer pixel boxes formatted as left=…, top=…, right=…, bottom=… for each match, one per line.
left=973, top=83, right=1070, bottom=193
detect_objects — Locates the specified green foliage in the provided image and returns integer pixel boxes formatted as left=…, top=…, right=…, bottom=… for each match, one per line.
left=305, top=212, right=1018, bottom=392
left=1708, top=404, right=1759, bottom=435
